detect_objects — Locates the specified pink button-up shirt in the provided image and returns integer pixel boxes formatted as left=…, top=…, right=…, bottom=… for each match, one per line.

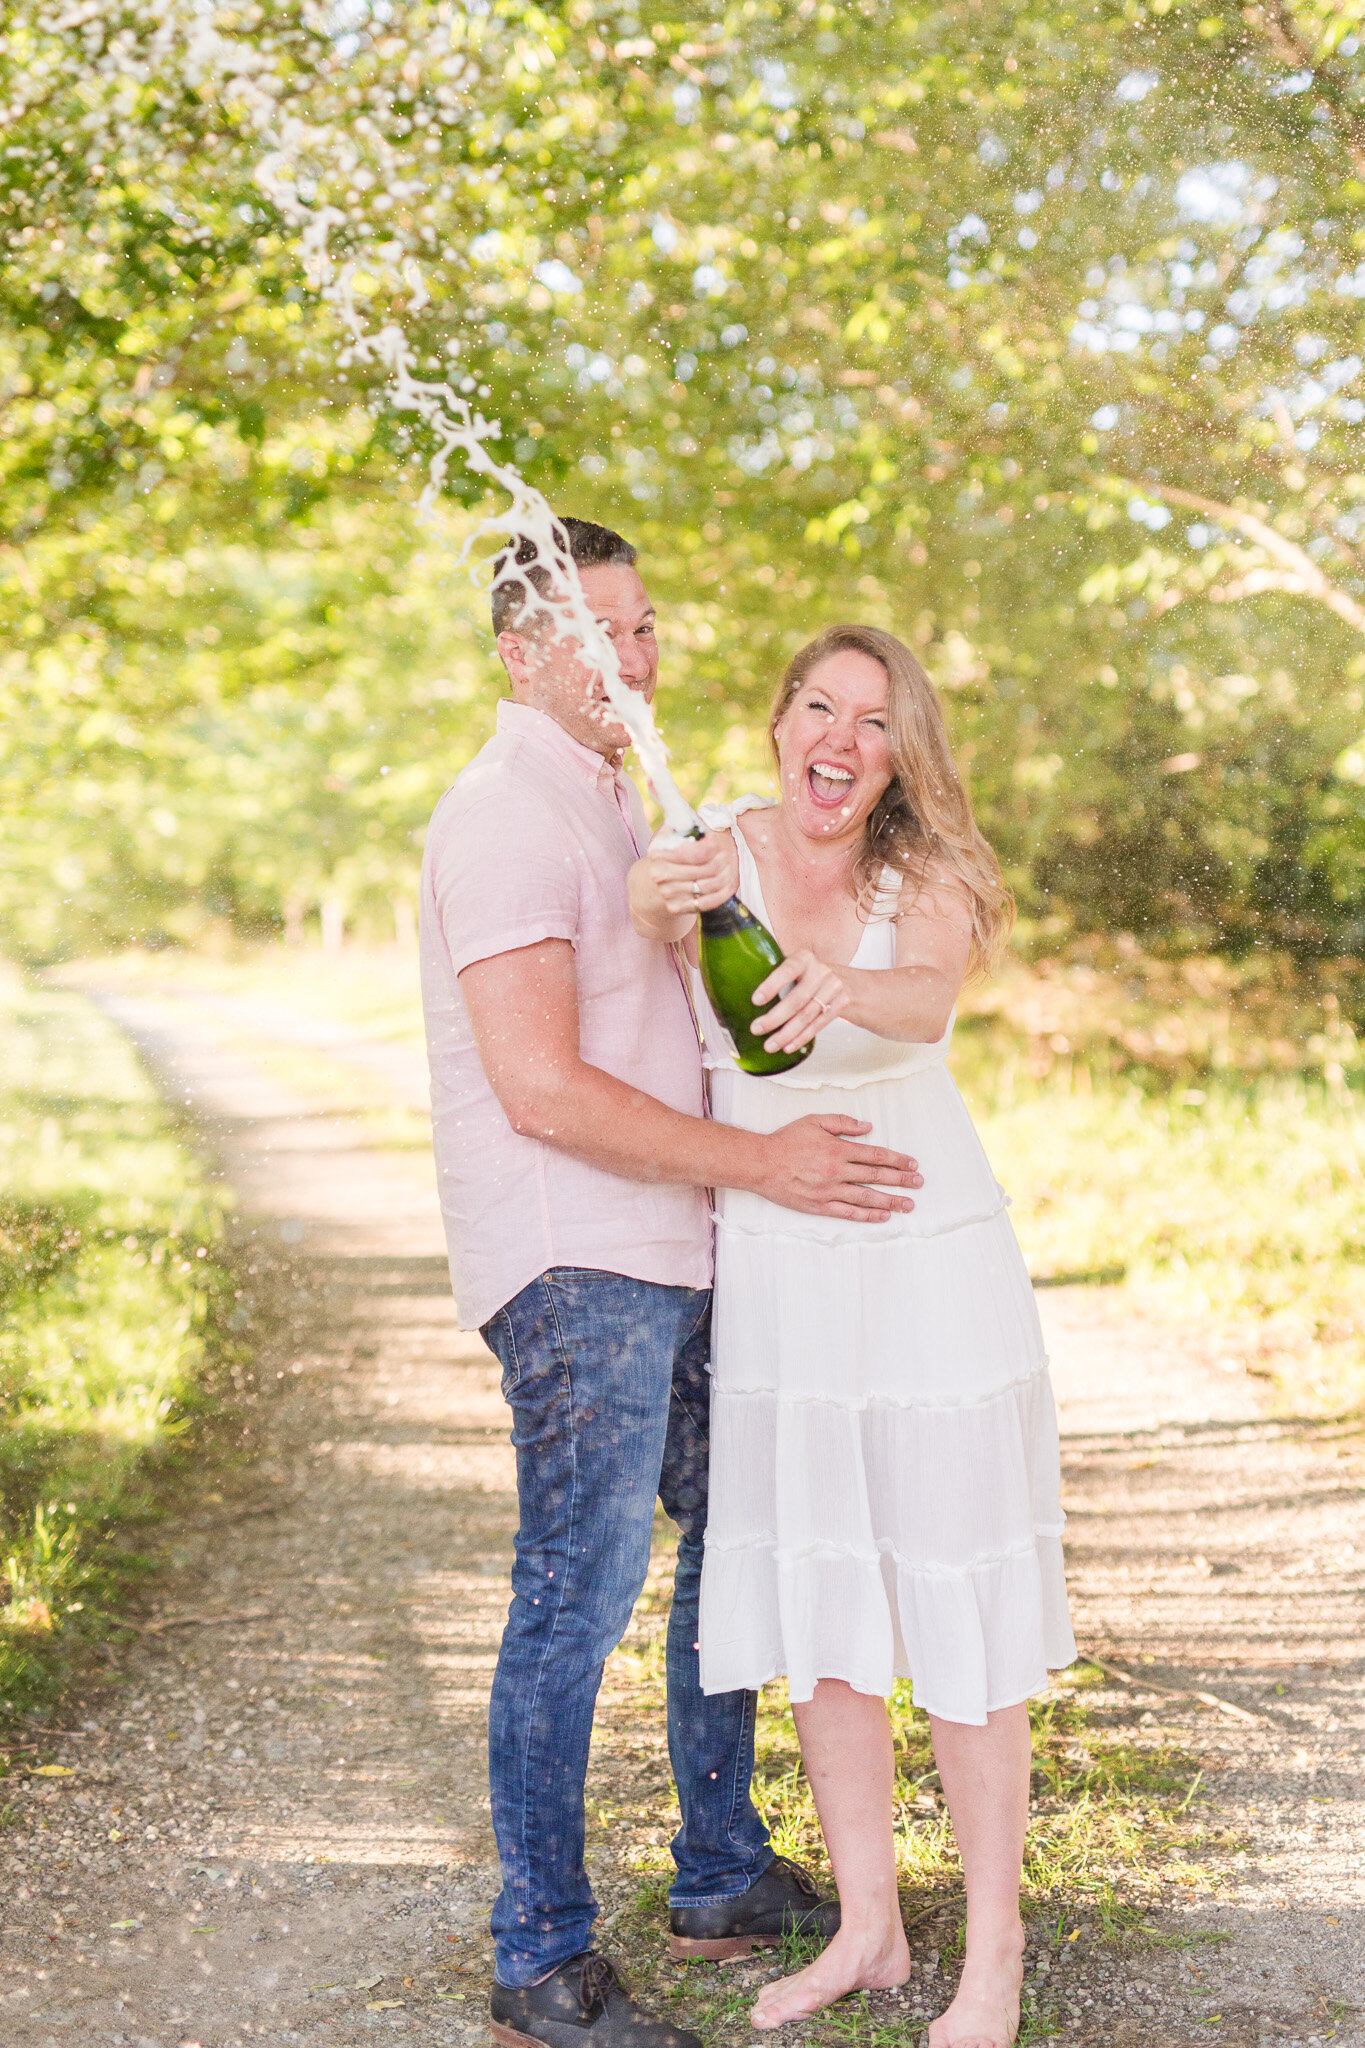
left=419, top=699, right=712, bottom=1330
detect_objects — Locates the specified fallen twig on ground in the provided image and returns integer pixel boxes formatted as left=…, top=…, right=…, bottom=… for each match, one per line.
left=1082, top=1653, right=1262, bottom=1724
left=902, top=1892, right=965, bottom=1933
left=1, top=1732, right=88, bottom=1750
left=128, top=1608, right=276, bottom=1635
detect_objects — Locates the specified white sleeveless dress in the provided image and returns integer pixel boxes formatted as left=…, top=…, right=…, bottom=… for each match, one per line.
left=693, top=798, right=1076, bottom=1724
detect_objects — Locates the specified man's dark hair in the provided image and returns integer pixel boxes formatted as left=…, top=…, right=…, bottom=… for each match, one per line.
left=490, top=516, right=637, bottom=637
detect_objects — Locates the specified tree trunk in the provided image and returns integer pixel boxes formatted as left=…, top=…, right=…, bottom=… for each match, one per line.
left=320, top=896, right=346, bottom=954
left=391, top=892, right=417, bottom=950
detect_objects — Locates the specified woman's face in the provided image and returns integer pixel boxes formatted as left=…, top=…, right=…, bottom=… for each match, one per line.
left=774, top=649, right=894, bottom=842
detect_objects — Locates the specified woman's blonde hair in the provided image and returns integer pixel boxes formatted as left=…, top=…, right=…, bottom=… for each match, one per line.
left=770, top=623, right=1014, bottom=974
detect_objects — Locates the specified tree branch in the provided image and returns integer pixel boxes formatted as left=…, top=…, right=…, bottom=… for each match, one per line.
left=1245, top=2, right=1365, bottom=182
left=1112, top=476, right=1365, bottom=637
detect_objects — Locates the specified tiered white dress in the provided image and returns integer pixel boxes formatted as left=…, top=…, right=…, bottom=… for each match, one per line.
left=694, top=799, right=1076, bottom=1725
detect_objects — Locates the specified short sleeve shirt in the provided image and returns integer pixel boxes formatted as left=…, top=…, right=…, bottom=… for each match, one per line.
left=419, top=699, right=712, bottom=1329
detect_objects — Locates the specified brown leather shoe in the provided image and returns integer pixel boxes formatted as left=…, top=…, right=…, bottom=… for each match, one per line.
left=491, top=1951, right=702, bottom=2048
left=668, top=1854, right=841, bottom=1961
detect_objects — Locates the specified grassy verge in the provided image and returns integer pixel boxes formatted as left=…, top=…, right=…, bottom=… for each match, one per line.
left=54, top=940, right=426, bottom=1054
left=0, top=967, right=237, bottom=1723
left=954, top=945, right=1365, bottom=1410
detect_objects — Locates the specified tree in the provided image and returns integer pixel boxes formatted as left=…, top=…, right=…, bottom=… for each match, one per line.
left=2, top=0, right=1363, bottom=962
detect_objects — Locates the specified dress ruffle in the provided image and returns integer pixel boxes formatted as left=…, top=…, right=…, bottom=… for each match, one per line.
left=713, top=1204, right=1048, bottom=1410
left=699, top=1363, right=1075, bottom=1720
left=700, top=1528, right=1074, bottom=1724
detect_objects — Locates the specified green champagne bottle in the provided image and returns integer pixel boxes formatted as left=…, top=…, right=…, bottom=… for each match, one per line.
left=691, top=834, right=814, bottom=1076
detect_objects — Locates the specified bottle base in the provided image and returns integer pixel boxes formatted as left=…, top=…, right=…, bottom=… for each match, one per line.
left=733, top=1043, right=814, bottom=1076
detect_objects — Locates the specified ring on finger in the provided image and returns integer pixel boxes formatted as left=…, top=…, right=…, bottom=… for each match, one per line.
left=691, top=881, right=701, bottom=904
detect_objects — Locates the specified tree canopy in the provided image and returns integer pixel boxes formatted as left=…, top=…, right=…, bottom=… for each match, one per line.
left=4, top=0, right=1364, bottom=963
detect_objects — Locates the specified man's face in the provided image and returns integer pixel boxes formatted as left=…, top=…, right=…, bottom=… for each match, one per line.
left=497, top=561, right=659, bottom=759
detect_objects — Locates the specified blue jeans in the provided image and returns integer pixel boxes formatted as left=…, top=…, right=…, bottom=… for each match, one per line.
left=480, top=1268, right=772, bottom=1987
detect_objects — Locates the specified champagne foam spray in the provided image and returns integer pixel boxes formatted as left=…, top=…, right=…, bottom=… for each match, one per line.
left=178, top=10, right=699, bottom=837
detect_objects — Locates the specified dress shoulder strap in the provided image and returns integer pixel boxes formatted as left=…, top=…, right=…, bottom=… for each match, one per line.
left=697, top=797, right=775, bottom=926
left=696, top=794, right=775, bottom=832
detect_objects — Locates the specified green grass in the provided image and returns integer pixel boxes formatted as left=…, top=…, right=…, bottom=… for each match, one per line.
left=748, top=1666, right=1217, bottom=1917
left=55, top=940, right=427, bottom=1053
left=954, top=946, right=1365, bottom=1409
left=601, top=1626, right=1231, bottom=2048
left=0, top=967, right=236, bottom=1723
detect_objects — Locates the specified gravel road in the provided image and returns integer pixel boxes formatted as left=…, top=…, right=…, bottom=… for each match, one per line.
left=2, top=977, right=1360, bottom=2048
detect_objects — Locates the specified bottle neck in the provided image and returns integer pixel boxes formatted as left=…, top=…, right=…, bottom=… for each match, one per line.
left=687, top=823, right=763, bottom=936
left=698, top=895, right=759, bottom=938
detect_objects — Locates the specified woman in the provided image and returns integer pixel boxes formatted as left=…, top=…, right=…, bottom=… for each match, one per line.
left=628, top=625, right=1075, bottom=2048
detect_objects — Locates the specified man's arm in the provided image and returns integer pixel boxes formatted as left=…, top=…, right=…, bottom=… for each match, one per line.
left=460, top=939, right=920, bottom=1223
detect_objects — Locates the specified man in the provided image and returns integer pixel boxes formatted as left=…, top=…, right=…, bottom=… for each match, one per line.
left=419, top=516, right=920, bottom=2048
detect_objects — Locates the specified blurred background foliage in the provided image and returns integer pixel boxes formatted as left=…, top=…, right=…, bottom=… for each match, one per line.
left=3, top=0, right=1365, bottom=979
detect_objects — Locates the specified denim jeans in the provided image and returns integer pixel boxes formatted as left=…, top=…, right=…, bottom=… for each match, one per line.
left=480, top=1268, right=772, bottom=1987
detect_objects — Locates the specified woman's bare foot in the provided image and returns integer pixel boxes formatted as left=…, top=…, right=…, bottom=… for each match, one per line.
left=926, top=1927, right=1025, bottom=2048
left=749, top=1922, right=911, bottom=2031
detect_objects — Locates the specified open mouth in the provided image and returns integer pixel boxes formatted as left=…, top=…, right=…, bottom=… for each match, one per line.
left=806, top=761, right=856, bottom=807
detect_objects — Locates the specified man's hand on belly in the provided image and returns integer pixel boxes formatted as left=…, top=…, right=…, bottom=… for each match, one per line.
left=752, top=1113, right=921, bottom=1222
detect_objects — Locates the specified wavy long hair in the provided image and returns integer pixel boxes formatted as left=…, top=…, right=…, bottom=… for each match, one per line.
left=769, top=623, right=1013, bottom=974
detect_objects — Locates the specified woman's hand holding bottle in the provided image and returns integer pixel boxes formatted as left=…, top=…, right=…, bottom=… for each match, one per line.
left=752, top=950, right=850, bottom=1053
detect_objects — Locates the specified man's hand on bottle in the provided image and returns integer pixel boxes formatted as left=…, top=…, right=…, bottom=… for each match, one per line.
left=647, top=827, right=740, bottom=915
left=757, top=1115, right=922, bottom=1221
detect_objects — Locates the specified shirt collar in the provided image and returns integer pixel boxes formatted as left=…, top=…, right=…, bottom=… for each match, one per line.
left=496, top=698, right=623, bottom=789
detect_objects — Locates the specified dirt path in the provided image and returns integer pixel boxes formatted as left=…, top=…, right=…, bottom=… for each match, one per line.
left=1042, top=1292, right=1365, bottom=2037
left=3, top=979, right=1362, bottom=2048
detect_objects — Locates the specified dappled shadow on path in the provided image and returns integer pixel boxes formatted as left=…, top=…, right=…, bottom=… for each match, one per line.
left=1043, top=1286, right=1365, bottom=1676
left=95, top=984, right=518, bottom=1871
left=0, top=983, right=528, bottom=2047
